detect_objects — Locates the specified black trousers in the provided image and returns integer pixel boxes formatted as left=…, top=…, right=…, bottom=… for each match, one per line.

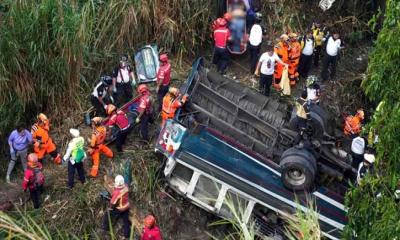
left=157, top=85, right=169, bottom=112
left=91, top=95, right=106, bottom=117
left=259, top=74, right=273, bottom=96
left=116, top=127, right=130, bottom=152
left=103, top=208, right=131, bottom=238
left=314, top=45, right=322, bottom=67
left=352, top=153, right=364, bottom=169
left=29, top=185, right=43, bottom=209
left=298, top=54, right=313, bottom=78
left=116, top=82, right=133, bottom=107
left=140, top=114, right=151, bottom=141
left=321, top=54, right=337, bottom=82
left=212, top=47, right=230, bottom=74
left=68, top=161, right=85, bottom=188
left=248, top=44, right=261, bottom=73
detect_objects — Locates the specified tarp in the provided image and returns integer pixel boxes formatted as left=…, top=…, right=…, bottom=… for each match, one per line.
left=279, top=66, right=291, bottom=96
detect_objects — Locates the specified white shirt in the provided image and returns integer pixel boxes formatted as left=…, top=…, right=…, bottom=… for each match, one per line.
left=351, top=136, right=365, bottom=155
left=302, top=38, right=314, bottom=56
left=259, top=52, right=281, bottom=75
left=326, top=37, right=341, bottom=56
left=307, top=87, right=317, bottom=101
left=117, top=68, right=131, bottom=83
left=249, top=24, right=263, bottom=46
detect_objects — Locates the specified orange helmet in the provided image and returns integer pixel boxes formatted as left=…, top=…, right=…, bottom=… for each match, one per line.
left=223, top=12, right=232, bottom=21
left=106, top=104, right=116, bottom=115
left=144, top=215, right=156, bottom=228
left=137, top=84, right=149, bottom=95
left=216, top=18, right=227, bottom=27
left=91, top=117, right=103, bottom=125
left=159, top=54, right=168, bottom=63
left=27, top=153, right=38, bottom=168
left=169, top=87, right=179, bottom=96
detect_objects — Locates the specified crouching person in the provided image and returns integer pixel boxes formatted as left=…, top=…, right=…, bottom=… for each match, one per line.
left=103, top=175, right=131, bottom=239
left=22, top=153, right=44, bottom=209
left=63, top=128, right=86, bottom=188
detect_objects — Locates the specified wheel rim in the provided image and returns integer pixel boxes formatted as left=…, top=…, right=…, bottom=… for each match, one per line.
left=286, top=168, right=306, bottom=186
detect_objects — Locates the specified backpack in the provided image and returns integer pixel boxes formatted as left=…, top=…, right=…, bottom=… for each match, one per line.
left=33, top=168, right=44, bottom=187
left=74, top=147, right=85, bottom=163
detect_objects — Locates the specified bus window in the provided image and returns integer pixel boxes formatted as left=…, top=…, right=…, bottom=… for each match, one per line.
left=219, top=190, right=249, bottom=219
left=252, top=203, right=285, bottom=238
left=193, top=175, right=221, bottom=207
left=171, top=163, right=193, bottom=183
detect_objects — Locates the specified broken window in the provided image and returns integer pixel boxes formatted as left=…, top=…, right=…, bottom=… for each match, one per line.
left=171, top=163, right=193, bottom=183
left=193, top=175, right=221, bottom=207
left=219, top=190, right=249, bottom=220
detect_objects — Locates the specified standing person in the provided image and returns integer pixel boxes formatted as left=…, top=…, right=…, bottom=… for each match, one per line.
left=88, top=117, right=113, bottom=177
left=298, top=31, right=315, bottom=79
left=104, top=104, right=130, bottom=153
left=351, top=136, right=366, bottom=169
left=357, top=153, right=375, bottom=185
left=161, top=87, right=188, bottom=126
left=63, top=128, right=86, bottom=188
left=31, top=113, right=61, bottom=164
left=22, top=153, right=44, bottom=209
left=136, top=84, right=153, bottom=143
left=6, top=126, right=32, bottom=183
left=248, top=12, right=265, bottom=74
left=293, top=90, right=311, bottom=145
left=230, top=5, right=246, bottom=52
left=212, top=18, right=231, bottom=74
left=321, top=31, right=342, bottom=82
left=274, top=34, right=290, bottom=88
left=112, top=54, right=136, bottom=107
left=254, top=45, right=287, bottom=96
left=312, top=22, right=325, bottom=67
left=305, top=76, right=321, bottom=104
left=141, top=215, right=162, bottom=240
left=91, top=75, right=114, bottom=117
left=288, top=33, right=301, bottom=86
left=102, top=175, right=131, bottom=239
left=156, top=54, right=171, bottom=112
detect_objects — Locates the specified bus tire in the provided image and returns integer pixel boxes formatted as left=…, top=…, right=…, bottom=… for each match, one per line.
left=280, top=154, right=316, bottom=191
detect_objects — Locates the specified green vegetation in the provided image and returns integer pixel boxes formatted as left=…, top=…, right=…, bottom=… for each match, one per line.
left=345, top=0, right=400, bottom=238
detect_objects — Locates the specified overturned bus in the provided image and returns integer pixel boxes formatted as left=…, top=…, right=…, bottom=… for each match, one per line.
left=155, top=58, right=351, bottom=239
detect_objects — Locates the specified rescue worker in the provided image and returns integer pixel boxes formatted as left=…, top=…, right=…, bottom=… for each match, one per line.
left=248, top=12, right=265, bottom=74
left=141, top=215, right=162, bottom=240
left=321, top=31, right=342, bottom=82
left=312, top=22, right=325, bottom=67
left=344, top=109, right=364, bottom=138
left=212, top=18, right=231, bottom=74
left=88, top=117, right=113, bottom=177
left=357, top=153, right=375, bottom=185
left=351, top=135, right=366, bottom=169
left=305, top=75, right=321, bottom=104
left=156, top=54, right=171, bottom=112
left=22, top=153, right=44, bottom=209
left=136, top=84, right=153, bottom=142
left=298, top=30, right=315, bottom=78
left=6, top=126, right=32, bottom=183
left=293, top=90, right=311, bottom=145
left=255, top=45, right=287, bottom=96
left=31, top=113, right=61, bottom=164
left=104, top=104, right=130, bottom=152
left=63, top=128, right=86, bottom=188
left=91, top=75, right=114, bottom=117
left=161, top=87, right=188, bottom=126
left=112, top=54, right=136, bottom=107
left=288, top=33, right=301, bottom=86
left=102, top=175, right=131, bottom=238
left=274, top=34, right=290, bottom=89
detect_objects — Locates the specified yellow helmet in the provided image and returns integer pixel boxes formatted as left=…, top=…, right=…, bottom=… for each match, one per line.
left=169, top=87, right=179, bottom=96
left=280, top=34, right=289, bottom=41
left=91, top=117, right=103, bottom=125
left=105, top=104, right=117, bottom=115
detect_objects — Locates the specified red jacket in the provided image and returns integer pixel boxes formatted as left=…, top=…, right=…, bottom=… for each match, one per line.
left=213, top=27, right=231, bottom=48
left=105, top=110, right=130, bottom=130
left=141, top=226, right=162, bottom=240
left=22, top=163, right=44, bottom=190
left=157, top=63, right=171, bottom=86
left=110, top=184, right=130, bottom=211
left=137, top=93, right=152, bottom=115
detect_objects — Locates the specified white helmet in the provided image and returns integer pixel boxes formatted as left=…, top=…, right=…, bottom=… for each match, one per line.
left=69, top=128, right=80, bottom=138
left=114, top=175, right=125, bottom=188
left=364, top=153, right=375, bottom=164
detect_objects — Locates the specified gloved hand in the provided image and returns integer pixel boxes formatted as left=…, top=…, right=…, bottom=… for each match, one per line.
left=135, top=117, right=140, bottom=124
left=156, top=86, right=160, bottom=93
left=113, top=86, right=117, bottom=93
left=182, top=94, right=189, bottom=102
left=70, top=159, right=75, bottom=165
left=103, top=104, right=107, bottom=110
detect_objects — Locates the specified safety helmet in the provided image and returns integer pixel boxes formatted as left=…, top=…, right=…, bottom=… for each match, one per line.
left=280, top=34, right=289, bottom=41
left=169, top=87, right=179, bottom=96
left=364, top=153, right=375, bottom=164
left=37, top=113, right=48, bottom=123
left=69, top=128, right=80, bottom=138
left=289, top=33, right=298, bottom=39
left=216, top=18, right=227, bottom=27
left=144, top=215, right=156, bottom=228
left=306, top=75, right=317, bottom=87
left=91, top=117, right=103, bottom=125
left=101, top=75, right=113, bottom=86
left=159, top=54, right=169, bottom=63
left=356, top=109, right=365, bottom=120
left=255, top=12, right=262, bottom=21
left=106, top=104, right=117, bottom=115
left=27, top=153, right=38, bottom=168
left=223, top=12, right=232, bottom=22
left=114, top=175, right=125, bottom=188
left=137, top=84, right=149, bottom=95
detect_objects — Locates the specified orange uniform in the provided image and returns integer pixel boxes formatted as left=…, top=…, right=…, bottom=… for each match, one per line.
left=344, top=115, right=363, bottom=136
left=274, top=41, right=289, bottom=87
left=288, top=40, right=301, bottom=85
left=31, top=122, right=61, bottom=164
left=89, top=125, right=113, bottom=177
left=161, top=94, right=186, bottom=126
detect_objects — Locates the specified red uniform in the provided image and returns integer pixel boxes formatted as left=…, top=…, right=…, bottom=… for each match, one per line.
left=141, top=226, right=162, bottom=240
left=156, top=63, right=171, bottom=87
left=214, top=27, right=231, bottom=49
left=137, top=93, right=152, bottom=115
left=110, top=184, right=130, bottom=211
left=105, top=110, right=130, bottom=130
left=22, top=163, right=44, bottom=190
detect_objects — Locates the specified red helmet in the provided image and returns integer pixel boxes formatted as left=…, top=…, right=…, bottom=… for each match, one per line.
left=137, top=84, right=149, bottom=95
left=159, top=54, right=168, bottom=63
left=27, top=153, right=38, bottom=168
left=223, top=12, right=232, bottom=21
left=216, top=18, right=227, bottom=27
left=144, top=215, right=156, bottom=228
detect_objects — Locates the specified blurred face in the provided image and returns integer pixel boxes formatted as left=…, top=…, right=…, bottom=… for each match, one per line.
left=307, top=32, right=313, bottom=38
left=120, top=61, right=127, bottom=68
left=18, top=129, right=26, bottom=136
left=333, top=33, right=339, bottom=40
